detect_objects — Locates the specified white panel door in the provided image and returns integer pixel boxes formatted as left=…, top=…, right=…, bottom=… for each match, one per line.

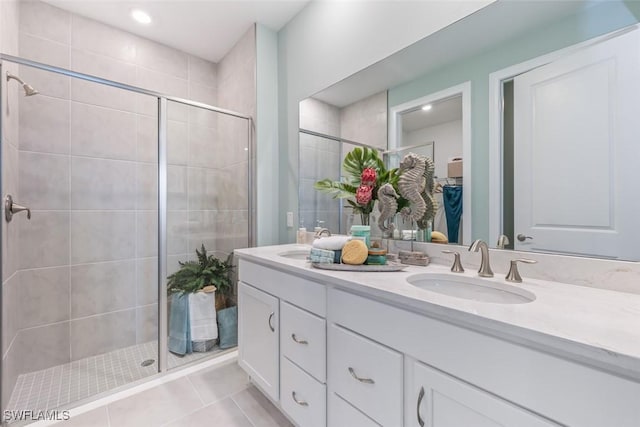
left=238, top=282, right=279, bottom=401
left=513, top=29, right=640, bottom=259
left=408, top=361, right=559, bottom=427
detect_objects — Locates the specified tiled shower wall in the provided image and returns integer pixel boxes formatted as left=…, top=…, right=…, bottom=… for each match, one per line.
left=1, top=0, right=254, bottom=407
left=298, top=98, right=341, bottom=232
left=1, top=0, right=21, bottom=410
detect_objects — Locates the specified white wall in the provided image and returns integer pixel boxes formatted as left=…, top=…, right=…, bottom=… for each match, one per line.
left=277, top=1, right=493, bottom=242
left=405, top=119, right=463, bottom=179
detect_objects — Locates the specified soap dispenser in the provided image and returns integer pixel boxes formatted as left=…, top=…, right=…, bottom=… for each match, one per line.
left=297, top=221, right=307, bottom=244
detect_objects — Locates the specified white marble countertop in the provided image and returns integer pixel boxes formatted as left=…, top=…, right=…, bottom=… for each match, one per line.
left=235, top=244, right=640, bottom=380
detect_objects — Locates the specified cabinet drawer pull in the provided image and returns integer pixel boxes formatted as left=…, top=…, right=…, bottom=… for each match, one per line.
left=291, top=333, right=309, bottom=345
left=268, top=312, right=275, bottom=332
left=291, top=391, right=309, bottom=406
left=417, top=386, right=425, bottom=427
left=348, top=367, right=375, bottom=384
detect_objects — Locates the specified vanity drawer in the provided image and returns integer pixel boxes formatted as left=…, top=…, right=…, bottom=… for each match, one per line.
left=239, top=259, right=326, bottom=316
left=281, top=301, right=326, bottom=382
left=280, top=356, right=326, bottom=427
left=328, top=392, right=381, bottom=427
left=328, top=324, right=403, bottom=427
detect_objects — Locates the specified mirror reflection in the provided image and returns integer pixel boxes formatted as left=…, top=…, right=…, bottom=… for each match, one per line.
left=298, top=0, right=640, bottom=261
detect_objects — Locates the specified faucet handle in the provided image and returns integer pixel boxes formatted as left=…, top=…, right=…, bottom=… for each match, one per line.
left=442, top=250, right=464, bottom=273
left=505, top=258, right=537, bottom=283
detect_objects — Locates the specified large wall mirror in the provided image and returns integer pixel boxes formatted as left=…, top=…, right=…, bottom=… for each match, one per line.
left=298, top=0, right=640, bottom=261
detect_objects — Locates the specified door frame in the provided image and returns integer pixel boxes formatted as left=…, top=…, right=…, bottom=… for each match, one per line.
left=388, top=81, right=471, bottom=245
left=487, top=24, right=639, bottom=243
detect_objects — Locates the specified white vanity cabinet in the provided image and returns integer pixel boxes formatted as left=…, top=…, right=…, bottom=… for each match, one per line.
left=238, top=282, right=279, bottom=401
left=236, top=251, right=640, bottom=427
left=238, top=259, right=328, bottom=426
left=407, top=360, right=557, bottom=427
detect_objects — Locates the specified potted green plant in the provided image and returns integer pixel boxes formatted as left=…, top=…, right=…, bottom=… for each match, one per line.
left=167, top=244, right=234, bottom=309
left=167, top=245, right=236, bottom=354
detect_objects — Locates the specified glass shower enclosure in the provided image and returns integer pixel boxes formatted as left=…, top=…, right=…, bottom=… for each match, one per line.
left=0, top=54, right=251, bottom=422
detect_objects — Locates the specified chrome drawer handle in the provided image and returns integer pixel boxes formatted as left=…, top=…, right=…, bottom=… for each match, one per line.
left=292, top=391, right=309, bottom=406
left=268, top=312, right=275, bottom=332
left=417, top=386, right=425, bottom=427
left=348, top=367, right=375, bottom=384
left=291, top=333, right=308, bottom=345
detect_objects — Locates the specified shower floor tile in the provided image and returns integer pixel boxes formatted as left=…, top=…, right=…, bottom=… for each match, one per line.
left=6, top=340, right=229, bottom=417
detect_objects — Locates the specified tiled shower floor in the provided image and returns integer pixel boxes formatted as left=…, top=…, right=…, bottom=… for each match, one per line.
left=6, top=341, right=229, bottom=416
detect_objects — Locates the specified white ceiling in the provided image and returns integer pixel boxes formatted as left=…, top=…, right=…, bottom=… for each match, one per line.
left=401, top=96, right=462, bottom=133
left=42, top=0, right=310, bottom=62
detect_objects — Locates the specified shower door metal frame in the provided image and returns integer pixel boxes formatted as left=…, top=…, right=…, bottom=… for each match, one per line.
left=0, top=53, right=254, bottom=401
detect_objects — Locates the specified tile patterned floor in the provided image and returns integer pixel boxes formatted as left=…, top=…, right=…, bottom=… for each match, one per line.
left=55, top=361, right=293, bottom=427
left=6, top=340, right=229, bottom=417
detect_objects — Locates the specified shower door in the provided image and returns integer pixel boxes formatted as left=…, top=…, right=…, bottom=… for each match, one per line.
left=1, top=60, right=160, bottom=420
left=164, top=99, right=250, bottom=369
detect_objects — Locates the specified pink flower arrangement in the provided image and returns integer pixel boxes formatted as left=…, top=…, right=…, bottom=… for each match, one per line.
left=360, top=167, right=377, bottom=186
left=355, top=185, right=373, bottom=206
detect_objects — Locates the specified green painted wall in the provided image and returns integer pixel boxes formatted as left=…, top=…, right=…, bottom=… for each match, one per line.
left=388, top=1, right=640, bottom=242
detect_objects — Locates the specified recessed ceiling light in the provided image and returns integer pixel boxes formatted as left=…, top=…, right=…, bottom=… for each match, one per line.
left=422, top=104, right=432, bottom=111
left=131, top=9, right=152, bottom=25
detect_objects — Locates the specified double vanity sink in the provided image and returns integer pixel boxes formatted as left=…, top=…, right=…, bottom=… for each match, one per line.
left=278, top=247, right=535, bottom=305
left=239, top=243, right=640, bottom=427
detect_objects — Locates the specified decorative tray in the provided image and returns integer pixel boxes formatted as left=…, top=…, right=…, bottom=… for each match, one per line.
left=311, top=262, right=406, bottom=272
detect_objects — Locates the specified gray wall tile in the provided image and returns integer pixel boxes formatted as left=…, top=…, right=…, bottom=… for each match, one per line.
left=19, top=151, right=69, bottom=210
left=136, top=257, right=158, bottom=306
left=137, top=115, right=159, bottom=164
left=136, top=304, right=157, bottom=344
left=188, top=124, right=217, bottom=169
left=188, top=55, right=217, bottom=87
left=70, top=211, right=135, bottom=264
left=70, top=102, right=137, bottom=161
left=71, top=15, right=136, bottom=63
left=70, top=260, right=136, bottom=318
left=19, top=0, right=70, bottom=44
left=70, top=309, right=135, bottom=360
left=167, top=210, right=188, bottom=255
left=2, top=274, right=20, bottom=356
left=16, top=267, right=70, bottom=329
left=135, top=38, right=188, bottom=79
left=18, top=211, right=70, bottom=269
left=71, top=157, right=136, bottom=210
left=168, top=120, right=188, bottom=165
left=18, top=34, right=70, bottom=99
left=19, top=94, right=70, bottom=154
left=136, top=163, right=158, bottom=210
left=15, top=321, right=70, bottom=371
left=168, top=166, right=187, bottom=210
left=136, top=211, right=158, bottom=258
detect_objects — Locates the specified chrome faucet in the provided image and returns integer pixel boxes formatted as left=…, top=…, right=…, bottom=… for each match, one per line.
left=314, top=228, right=331, bottom=238
left=469, top=239, right=494, bottom=277
left=505, top=258, right=537, bottom=283
left=496, top=234, right=510, bottom=249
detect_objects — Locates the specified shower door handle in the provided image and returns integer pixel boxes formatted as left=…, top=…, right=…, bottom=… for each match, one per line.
left=5, top=195, right=31, bottom=222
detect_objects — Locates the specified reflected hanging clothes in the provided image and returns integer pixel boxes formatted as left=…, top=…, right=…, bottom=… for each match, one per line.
left=433, top=192, right=448, bottom=238
left=443, top=185, right=463, bottom=244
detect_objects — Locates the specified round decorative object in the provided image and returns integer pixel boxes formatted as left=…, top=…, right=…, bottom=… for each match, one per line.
left=341, top=239, right=369, bottom=265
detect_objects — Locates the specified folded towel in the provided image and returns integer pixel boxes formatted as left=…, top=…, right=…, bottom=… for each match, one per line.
left=312, top=235, right=350, bottom=250
left=168, top=292, right=192, bottom=356
left=310, top=247, right=335, bottom=258
left=309, top=255, right=334, bottom=264
left=188, top=292, right=218, bottom=342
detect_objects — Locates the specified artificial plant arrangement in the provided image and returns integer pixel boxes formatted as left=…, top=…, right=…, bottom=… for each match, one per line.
left=167, top=244, right=235, bottom=308
left=314, top=147, right=407, bottom=226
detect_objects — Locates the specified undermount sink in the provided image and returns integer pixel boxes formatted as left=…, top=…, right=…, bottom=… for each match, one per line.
left=277, top=249, right=310, bottom=260
left=406, top=274, right=535, bottom=304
